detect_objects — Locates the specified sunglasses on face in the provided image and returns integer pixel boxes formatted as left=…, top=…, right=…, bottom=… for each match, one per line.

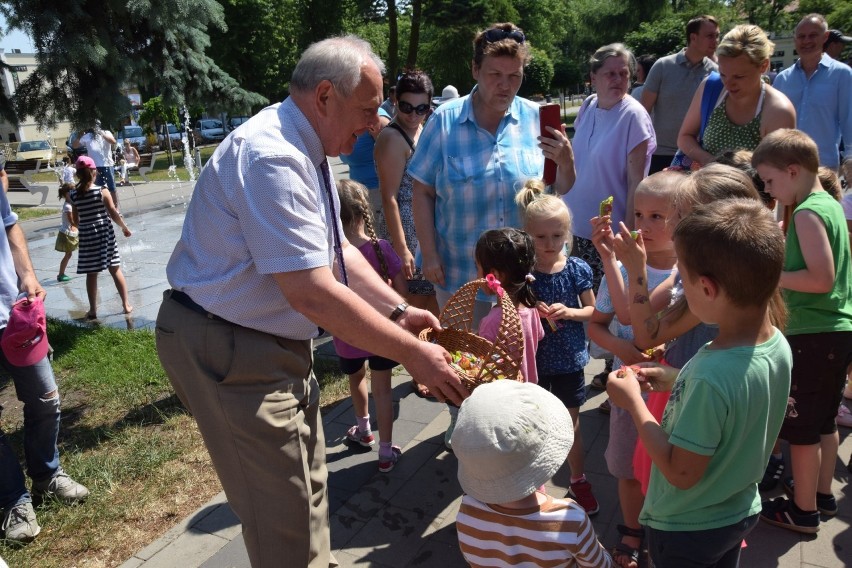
left=484, top=28, right=526, bottom=44
left=398, top=100, right=431, bottom=116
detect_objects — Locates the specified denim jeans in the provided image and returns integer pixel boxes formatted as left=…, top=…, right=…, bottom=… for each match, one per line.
left=95, top=166, right=116, bottom=193
left=0, top=346, right=61, bottom=509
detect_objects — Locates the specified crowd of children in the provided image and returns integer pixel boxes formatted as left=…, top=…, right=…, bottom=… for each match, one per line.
left=335, top=130, right=849, bottom=567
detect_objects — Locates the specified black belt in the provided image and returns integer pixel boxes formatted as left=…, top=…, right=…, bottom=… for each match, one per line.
left=169, top=289, right=227, bottom=322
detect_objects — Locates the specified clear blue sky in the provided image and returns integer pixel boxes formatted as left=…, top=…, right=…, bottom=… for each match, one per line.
left=0, top=15, right=35, bottom=53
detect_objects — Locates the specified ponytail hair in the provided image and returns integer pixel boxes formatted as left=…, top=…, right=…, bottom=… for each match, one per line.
left=336, top=179, right=390, bottom=281
left=475, top=228, right=537, bottom=308
left=514, top=178, right=546, bottom=211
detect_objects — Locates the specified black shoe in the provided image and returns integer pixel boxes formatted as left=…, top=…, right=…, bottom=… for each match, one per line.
left=760, top=497, right=819, bottom=534
left=758, top=455, right=784, bottom=492
left=782, top=478, right=837, bottom=516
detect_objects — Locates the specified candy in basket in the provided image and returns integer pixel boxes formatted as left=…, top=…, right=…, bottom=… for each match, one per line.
left=418, top=276, right=524, bottom=391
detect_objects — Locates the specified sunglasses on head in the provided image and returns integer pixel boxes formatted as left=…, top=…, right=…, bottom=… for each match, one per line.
left=398, top=100, right=431, bottom=116
left=484, top=28, right=525, bottom=44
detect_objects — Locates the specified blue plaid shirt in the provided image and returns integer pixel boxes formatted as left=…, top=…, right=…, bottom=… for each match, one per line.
left=408, top=88, right=544, bottom=294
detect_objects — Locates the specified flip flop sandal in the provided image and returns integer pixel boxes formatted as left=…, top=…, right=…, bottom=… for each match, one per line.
left=612, top=524, right=645, bottom=568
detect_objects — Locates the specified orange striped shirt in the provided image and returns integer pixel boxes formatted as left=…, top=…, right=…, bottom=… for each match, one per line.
left=456, top=492, right=613, bottom=567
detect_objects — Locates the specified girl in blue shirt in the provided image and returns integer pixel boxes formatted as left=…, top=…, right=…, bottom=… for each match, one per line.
left=517, top=180, right=599, bottom=515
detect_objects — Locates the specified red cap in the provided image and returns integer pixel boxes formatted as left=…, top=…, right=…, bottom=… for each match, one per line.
left=1, top=297, right=49, bottom=367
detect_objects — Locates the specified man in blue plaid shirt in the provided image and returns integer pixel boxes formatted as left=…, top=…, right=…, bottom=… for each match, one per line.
left=410, top=22, right=576, bottom=319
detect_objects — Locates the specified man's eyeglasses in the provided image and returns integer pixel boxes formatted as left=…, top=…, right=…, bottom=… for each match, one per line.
left=398, top=100, right=431, bottom=116
left=484, top=28, right=525, bottom=45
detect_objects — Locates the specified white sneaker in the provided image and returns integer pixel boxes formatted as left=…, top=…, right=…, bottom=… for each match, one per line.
left=32, top=471, right=90, bottom=505
left=1, top=502, right=40, bottom=542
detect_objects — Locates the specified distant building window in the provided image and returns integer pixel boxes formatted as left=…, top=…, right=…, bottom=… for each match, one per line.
left=773, top=50, right=785, bottom=57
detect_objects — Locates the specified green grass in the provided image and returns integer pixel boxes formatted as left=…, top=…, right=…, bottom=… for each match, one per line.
left=11, top=207, right=57, bottom=221
left=0, top=318, right=349, bottom=567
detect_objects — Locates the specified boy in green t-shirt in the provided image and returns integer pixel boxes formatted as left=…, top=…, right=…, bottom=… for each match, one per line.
left=607, top=198, right=792, bottom=567
left=753, top=129, right=852, bottom=534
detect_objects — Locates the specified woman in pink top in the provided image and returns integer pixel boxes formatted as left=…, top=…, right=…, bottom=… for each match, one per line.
left=474, top=228, right=544, bottom=383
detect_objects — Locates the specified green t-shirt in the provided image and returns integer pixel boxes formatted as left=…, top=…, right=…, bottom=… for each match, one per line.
left=784, top=190, right=852, bottom=335
left=640, top=329, right=792, bottom=531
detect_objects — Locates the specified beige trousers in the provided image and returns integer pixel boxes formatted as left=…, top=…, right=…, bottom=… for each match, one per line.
left=155, top=291, right=332, bottom=568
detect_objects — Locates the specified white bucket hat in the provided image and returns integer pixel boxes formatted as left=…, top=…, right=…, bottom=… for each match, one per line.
left=432, top=85, right=460, bottom=106
left=452, top=381, right=574, bottom=504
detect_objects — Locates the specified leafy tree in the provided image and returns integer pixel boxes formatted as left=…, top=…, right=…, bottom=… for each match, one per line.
left=207, top=0, right=301, bottom=105
left=137, top=96, right=180, bottom=136
left=514, top=0, right=573, bottom=60
left=518, top=47, right=554, bottom=97
left=295, top=0, right=349, bottom=50
left=416, top=0, right=519, bottom=94
left=794, top=0, right=852, bottom=34
left=0, top=0, right=267, bottom=130
left=625, top=15, right=686, bottom=57
left=733, top=0, right=795, bottom=31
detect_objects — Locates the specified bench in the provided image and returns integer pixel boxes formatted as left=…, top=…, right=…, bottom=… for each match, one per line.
left=137, top=153, right=158, bottom=182
left=4, top=159, right=49, bottom=204
left=6, top=175, right=49, bottom=205
left=4, top=159, right=42, bottom=181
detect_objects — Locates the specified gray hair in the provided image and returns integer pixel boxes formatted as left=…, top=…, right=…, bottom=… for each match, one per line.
left=589, top=43, right=636, bottom=77
left=795, top=13, right=828, bottom=34
left=290, top=35, right=386, bottom=97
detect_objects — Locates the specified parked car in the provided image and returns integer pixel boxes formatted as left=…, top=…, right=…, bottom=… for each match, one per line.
left=228, top=116, right=250, bottom=131
left=194, top=119, right=226, bottom=144
left=115, top=125, right=147, bottom=149
left=15, top=140, right=54, bottom=162
left=158, top=123, right=183, bottom=150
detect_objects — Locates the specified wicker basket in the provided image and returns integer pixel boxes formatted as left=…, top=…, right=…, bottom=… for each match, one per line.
left=418, top=278, right=524, bottom=391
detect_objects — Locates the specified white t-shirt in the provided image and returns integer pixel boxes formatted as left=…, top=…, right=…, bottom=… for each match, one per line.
left=61, top=165, right=76, bottom=184
left=79, top=131, right=114, bottom=167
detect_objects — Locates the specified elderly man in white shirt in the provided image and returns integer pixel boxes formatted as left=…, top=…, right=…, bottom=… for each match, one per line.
left=156, top=35, right=465, bottom=568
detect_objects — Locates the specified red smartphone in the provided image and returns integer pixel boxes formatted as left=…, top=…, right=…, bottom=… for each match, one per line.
left=539, top=103, right=561, bottom=185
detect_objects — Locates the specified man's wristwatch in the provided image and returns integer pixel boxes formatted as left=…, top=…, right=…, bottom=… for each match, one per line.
left=389, top=302, right=408, bottom=322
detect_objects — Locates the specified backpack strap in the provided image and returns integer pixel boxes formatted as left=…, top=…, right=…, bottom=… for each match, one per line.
left=698, top=72, right=723, bottom=141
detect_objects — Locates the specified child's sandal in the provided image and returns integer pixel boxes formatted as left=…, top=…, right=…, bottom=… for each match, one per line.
left=612, top=524, right=645, bottom=568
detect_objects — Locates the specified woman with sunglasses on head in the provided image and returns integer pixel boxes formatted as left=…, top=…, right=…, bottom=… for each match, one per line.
left=375, top=70, right=440, bottom=327
left=410, top=23, right=575, bottom=327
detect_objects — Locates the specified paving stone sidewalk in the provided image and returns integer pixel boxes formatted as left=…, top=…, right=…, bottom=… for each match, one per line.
left=9, top=166, right=850, bottom=568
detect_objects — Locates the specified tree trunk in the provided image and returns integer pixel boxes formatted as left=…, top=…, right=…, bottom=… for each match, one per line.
left=406, top=0, right=422, bottom=68
left=387, top=0, right=399, bottom=80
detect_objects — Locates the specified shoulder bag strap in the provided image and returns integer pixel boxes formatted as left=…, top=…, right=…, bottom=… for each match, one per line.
left=387, top=122, right=415, bottom=151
